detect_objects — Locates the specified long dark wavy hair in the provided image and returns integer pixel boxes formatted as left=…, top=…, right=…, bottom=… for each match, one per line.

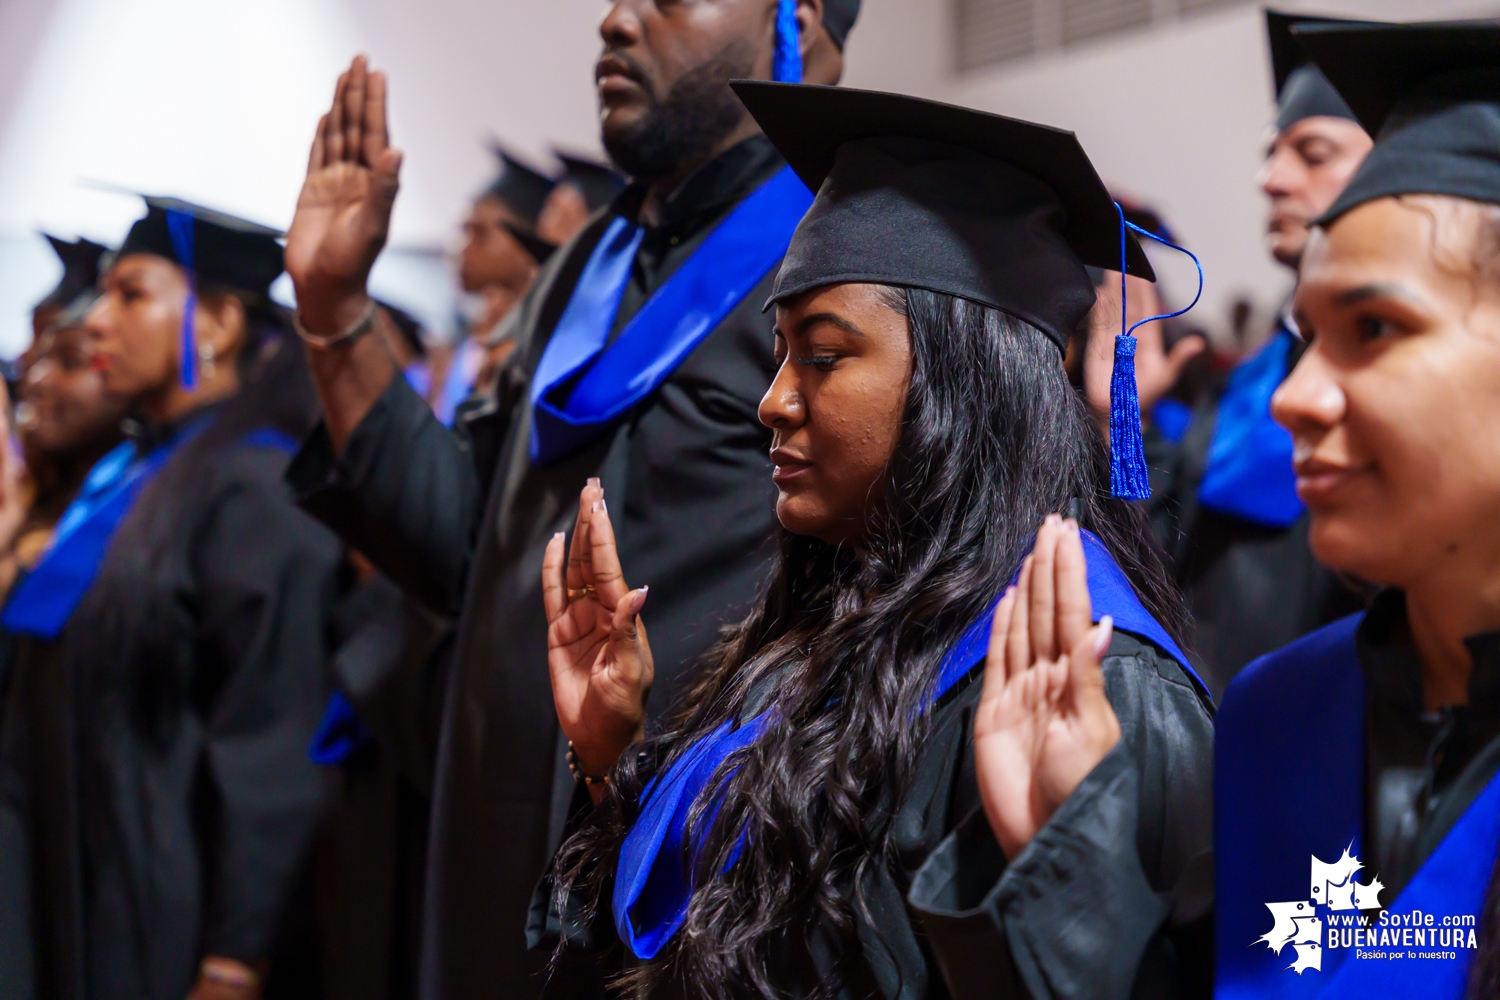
left=552, top=286, right=1189, bottom=997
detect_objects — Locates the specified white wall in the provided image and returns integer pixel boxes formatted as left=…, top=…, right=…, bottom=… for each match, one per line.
left=0, top=0, right=1493, bottom=356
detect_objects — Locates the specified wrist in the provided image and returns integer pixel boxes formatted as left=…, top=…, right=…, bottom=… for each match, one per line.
left=293, top=287, right=372, bottom=337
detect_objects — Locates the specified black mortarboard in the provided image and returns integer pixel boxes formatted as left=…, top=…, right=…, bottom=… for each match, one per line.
left=502, top=222, right=558, bottom=265
left=823, top=0, right=861, bottom=51
left=1300, top=21, right=1500, bottom=224
left=116, top=195, right=283, bottom=388
left=1266, top=10, right=1362, bottom=131
left=483, top=144, right=557, bottom=228
left=117, top=195, right=284, bottom=297
left=732, top=81, right=1153, bottom=352
left=36, top=234, right=109, bottom=312
left=554, top=151, right=627, bottom=212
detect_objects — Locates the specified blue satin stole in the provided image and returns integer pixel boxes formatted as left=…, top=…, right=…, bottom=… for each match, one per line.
left=1198, top=321, right=1305, bottom=528
left=613, top=531, right=1207, bottom=960
left=1, top=418, right=212, bottom=639
left=1216, top=614, right=1500, bottom=999
left=528, top=166, right=813, bottom=465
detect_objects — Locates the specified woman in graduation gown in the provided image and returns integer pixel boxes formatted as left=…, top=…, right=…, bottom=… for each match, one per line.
left=529, top=83, right=1216, bottom=1000
left=0, top=198, right=341, bottom=1000
left=1213, top=22, right=1500, bottom=1000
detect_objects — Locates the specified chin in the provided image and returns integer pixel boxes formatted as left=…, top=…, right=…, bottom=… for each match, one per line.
left=1307, top=512, right=1401, bottom=589
left=774, top=493, right=830, bottom=540
left=1268, top=229, right=1307, bottom=269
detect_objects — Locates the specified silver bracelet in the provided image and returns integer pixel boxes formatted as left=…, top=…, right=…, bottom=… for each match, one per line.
left=293, top=298, right=379, bottom=349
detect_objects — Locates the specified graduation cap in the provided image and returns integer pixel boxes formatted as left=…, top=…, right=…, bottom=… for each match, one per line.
left=483, top=143, right=557, bottom=229
left=36, top=234, right=109, bottom=313
left=734, top=81, right=1185, bottom=500
left=1298, top=21, right=1500, bottom=224
left=554, top=151, right=627, bottom=212
left=734, top=81, right=1153, bottom=349
left=502, top=221, right=557, bottom=265
left=116, top=195, right=285, bottom=388
left=823, top=0, right=861, bottom=51
left=1266, top=10, right=1363, bottom=131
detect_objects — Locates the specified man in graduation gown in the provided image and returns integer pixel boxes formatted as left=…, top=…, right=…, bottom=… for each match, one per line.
left=282, top=2, right=862, bottom=995
left=1150, top=10, right=1372, bottom=697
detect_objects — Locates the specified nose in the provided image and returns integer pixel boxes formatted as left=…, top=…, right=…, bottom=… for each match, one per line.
left=599, top=0, right=640, bottom=49
left=1271, top=342, right=1344, bottom=439
left=1259, top=145, right=1297, bottom=200
left=81, top=293, right=112, bottom=339
left=758, top=356, right=805, bottom=431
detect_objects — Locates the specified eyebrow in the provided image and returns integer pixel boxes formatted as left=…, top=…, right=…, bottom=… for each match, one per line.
left=1332, top=283, right=1427, bottom=309
left=794, top=311, right=867, bottom=339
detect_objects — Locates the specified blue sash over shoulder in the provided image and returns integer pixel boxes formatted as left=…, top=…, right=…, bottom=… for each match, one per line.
left=528, top=166, right=813, bottom=465
left=1, top=418, right=211, bottom=639
left=1198, top=322, right=1305, bottom=528
left=1216, top=614, right=1500, bottom=999
left=612, top=531, right=1206, bottom=959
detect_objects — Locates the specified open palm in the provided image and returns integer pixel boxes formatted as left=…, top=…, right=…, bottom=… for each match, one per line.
left=285, top=56, right=403, bottom=324
left=975, top=515, right=1121, bottom=860
left=542, top=480, right=653, bottom=784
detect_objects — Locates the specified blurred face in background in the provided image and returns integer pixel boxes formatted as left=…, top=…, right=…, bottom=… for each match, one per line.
left=1273, top=194, right=1500, bottom=590
left=458, top=195, right=538, bottom=302
left=1259, top=116, right=1373, bottom=269
left=16, top=322, right=127, bottom=461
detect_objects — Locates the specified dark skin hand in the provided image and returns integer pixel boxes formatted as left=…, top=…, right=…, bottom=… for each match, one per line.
left=82, top=254, right=246, bottom=426
left=289, top=2, right=841, bottom=452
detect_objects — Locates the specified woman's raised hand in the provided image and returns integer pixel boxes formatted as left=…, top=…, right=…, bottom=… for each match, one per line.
left=284, top=55, right=402, bottom=333
left=974, top=515, right=1122, bottom=860
left=542, top=479, right=653, bottom=798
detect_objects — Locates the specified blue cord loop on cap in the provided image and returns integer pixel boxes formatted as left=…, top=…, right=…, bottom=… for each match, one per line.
left=773, top=0, right=803, bottom=83
left=164, top=209, right=198, bottom=390
left=1108, top=202, right=1204, bottom=500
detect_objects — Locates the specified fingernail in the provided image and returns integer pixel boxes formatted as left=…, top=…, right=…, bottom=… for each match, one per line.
left=1094, top=616, right=1114, bottom=657
left=601, top=498, right=608, bottom=514
left=588, top=477, right=601, bottom=489
left=1064, top=518, right=1080, bottom=534
left=590, top=501, right=599, bottom=513
left=553, top=531, right=565, bottom=541
left=1045, top=513, right=1061, bottom=526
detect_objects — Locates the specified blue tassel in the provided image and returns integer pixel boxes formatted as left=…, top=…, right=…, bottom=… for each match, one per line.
left=1109, top=331, right=1150, bottom=499
left=773, top=0, right=802, bottom=83
left=165, top=209, right=198, bottom=390
left=1108, top=202, right=1204, bottom=501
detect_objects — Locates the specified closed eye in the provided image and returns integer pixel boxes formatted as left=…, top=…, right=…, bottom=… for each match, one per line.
left=796, top=354, right=838, bottom=371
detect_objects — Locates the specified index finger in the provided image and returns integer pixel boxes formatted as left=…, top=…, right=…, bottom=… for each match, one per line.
left=542, top=532, right=568, bottom=623
left=566, top=481, right=601, bottom=592
left=342, top=56, right=368, bottom=165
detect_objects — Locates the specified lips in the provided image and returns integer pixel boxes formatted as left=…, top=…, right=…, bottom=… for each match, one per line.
left=595, top=55, right=643, bottom=98
left=770, top=447, right=812, bottom=485
left=1293, top=457, right=1364, bottom=504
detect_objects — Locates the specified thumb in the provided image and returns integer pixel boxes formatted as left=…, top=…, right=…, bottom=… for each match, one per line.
left=611, top=586, right=648, bottom=639
left=371, top=148, right=403, bottom=212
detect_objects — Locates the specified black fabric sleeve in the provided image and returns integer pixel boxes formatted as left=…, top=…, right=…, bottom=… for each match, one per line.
left=192, top=451, right=344, bottom=961
left=287, top=374, right=482, bottom=617
left=526, top=782, right=620, bottom=958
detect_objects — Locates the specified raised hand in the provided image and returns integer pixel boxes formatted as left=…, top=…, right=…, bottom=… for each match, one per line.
left=285, top=55, right=403, bottom=334
left=542, top=479, right=653, bottom=801
left=1084, top=272, right=1205, bottom=427
left=974, top=515, right=1122, bottom=860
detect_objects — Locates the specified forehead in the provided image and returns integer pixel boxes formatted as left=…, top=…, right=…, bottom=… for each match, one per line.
left=1301, top=198, right=1467, bottom=293
left=107, top=252, right=179, bottom=283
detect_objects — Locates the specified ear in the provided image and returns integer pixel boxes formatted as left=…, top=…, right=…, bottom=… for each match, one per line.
left=797, top=0, right=845, bottom=86
left=196, top=293, right=247, bottom=367
left=795, top=0, right=824, bottom=53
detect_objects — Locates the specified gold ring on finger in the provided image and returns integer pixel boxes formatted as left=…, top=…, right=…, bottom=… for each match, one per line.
left=567, top=586, right=596, bottom=599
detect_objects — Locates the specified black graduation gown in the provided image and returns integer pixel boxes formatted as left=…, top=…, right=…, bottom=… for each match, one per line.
left=0, top=350, right=343, bottom=999
left=288, top=135, right=786, bottom=998
left=316, top=574, right=453, bottom=1000
left=530, top=631, right=1215, bottom=999
left=1149, top=318, right=1362, bottom=699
